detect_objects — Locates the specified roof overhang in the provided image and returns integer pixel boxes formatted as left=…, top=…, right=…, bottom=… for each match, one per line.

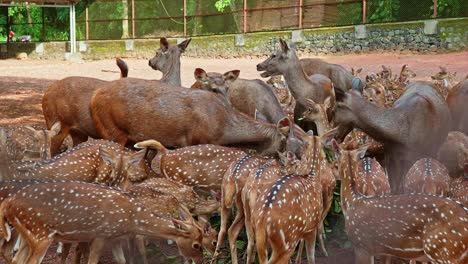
left=0, top=0, right=80, bottom=7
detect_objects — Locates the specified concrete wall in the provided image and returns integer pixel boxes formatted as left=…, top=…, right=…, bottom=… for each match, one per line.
left=1, top=17, right=466, bottom=60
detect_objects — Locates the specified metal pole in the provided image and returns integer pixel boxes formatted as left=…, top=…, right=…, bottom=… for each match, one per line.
left=433, top=0, right=438, bottom=18
left=183, top=0, right=187, bottom=37
left=41, top=7, right=45, bottom=42
left=131, top=0, right=135, bottom=38
left=362, top=0, right=366, bottom=24
left=243, top=0, right=247, bottom=33
left=69, top=3, right=76, bottom=54
left=85, top=1, right=89, bottom=40
left=298, top=0, right=303, bottom=29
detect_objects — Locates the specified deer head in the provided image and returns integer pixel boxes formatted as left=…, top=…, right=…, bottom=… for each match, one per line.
left=170, top=206, right=204, bottom=263
left=198, top=217, right=217, bottom=255
left=99, top=147, right=147, bottom=188
left=192, top=68, right=240, bottom=98
left=351, top=68, right=362, bottom=76
left=302, top=97, right=333, bottom=135
left=399, top=64, right=416, bottom=83
left=256, top=38, right=299, bottom=78
left=17, top=122, right=62, bottom=160
left=148, top=38, right=191, bottom=86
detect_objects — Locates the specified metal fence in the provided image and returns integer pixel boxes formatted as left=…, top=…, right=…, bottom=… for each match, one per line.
left=1, top=0, right=467, bottom=42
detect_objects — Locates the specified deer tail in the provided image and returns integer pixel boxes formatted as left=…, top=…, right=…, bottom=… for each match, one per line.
left=134, top=140, right=168, bottom=153
left=116, top=57, right=128, bottom=78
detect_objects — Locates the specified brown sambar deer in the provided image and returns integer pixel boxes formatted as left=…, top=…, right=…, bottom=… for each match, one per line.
left=191, top=68, right=287, bottom=124
left=300, top=58, right=365, bottom=92
left=256, top=38, right=334, bottom=132
left=0, top=181, right=205, bottom=264
left=333, top=81, right=451, bottom=193
left=446, top=79, right=468, bottom=135
left=337, top=145, right=468, bottom=264
left=91, top=77, right=293, bottom=156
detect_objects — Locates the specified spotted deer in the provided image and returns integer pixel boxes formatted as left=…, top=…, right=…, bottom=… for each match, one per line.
left=336, top=145, right=468, bottom=263
left=134, top=139, right=247, bottom=193
left=0, top=122, right=71, bottom=162
left=0, top=181, right=205, bottom=264
left=11, top=139, right=153, bottom=189
left=403, top=158, right=451, bottom=196
left=246, top=132, right=329, bottom=264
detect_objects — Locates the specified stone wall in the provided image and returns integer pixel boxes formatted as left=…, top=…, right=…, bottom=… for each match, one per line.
left=1, top=17, right=466, bottom=60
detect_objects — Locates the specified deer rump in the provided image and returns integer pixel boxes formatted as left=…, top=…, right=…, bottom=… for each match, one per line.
left=90, top=78, right=279, bottom=150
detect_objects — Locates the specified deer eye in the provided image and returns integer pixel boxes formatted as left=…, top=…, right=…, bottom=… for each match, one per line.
left=212, top=240, right=217, bottom=246
left=193, top=243, right=201, bottom=250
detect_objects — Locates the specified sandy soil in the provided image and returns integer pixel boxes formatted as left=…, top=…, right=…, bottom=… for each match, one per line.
left=0, top=51, right=466, bottom=263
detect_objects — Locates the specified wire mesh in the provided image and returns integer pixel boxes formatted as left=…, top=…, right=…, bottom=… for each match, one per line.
left=0, top=0, right=467, bottom=42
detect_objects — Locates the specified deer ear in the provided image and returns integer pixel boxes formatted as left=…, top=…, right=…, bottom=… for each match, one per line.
left=160, top=37, right=169, bottom=51
left=321, top=127, right=338, bottom=147
left=178, top=205, right=192, bottom=222
left=277, top=117, right=291, bottom=136
left=279, top=38, right=289, bottom=53
left=194, top=68, right=208, bottom=82
left=210, top=190, right=222, bottom=201
left=172, top=219, right=191, bottom=233
left=99, top=146, right=117, bottom=166
left=334, top=87, right=347, bottom=102
left=353, top=146, right=368, bottom=160
left=198, top=218, right=212, bottom=235
left=127, top=149, right=146, bottom=167
left=49, top=122, right=62, bottom=137
left=289, top=41, right=298, bottom=51
left=324, top=96, right=333, bottom=110
left=223, top=70, right=240, bottom=83
left=356, top=68, right=362, bottom=74
left=178, top=38, right=191, bottom=52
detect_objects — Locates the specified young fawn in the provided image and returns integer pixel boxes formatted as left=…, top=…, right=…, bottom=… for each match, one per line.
left=0, top=181, right=205, bottom=264
left=336, top=144, right=468, bottom=263
left=404, top=158, right=451, bottom=196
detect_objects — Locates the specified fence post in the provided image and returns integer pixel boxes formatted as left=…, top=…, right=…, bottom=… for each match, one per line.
left=243, top=0, right=247, bottom=33
left=298, top=0, right=303, bottom=29
left=183, top=0, right=187, bottom=37
left=433, top=0, right=438, bottom=18
left=85, top=1, right=89, bottom=40
left=362, top=0, right=366, bottom=24
left=131, top=0, right=135, bottom=38
left=41, top=7, right=45, bottom=42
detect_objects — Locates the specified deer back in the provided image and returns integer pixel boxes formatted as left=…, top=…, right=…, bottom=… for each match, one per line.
left=337, top=146, right=468, bottom=262
left=404, top=158, right=450, bottom=196
left=355, top=157, right=391, bottom=197
left=446, top=79, right=468, bottom=134
left=437, top=131, right=468, bottom=178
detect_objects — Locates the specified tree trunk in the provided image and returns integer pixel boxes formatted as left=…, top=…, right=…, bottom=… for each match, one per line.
left=26, top=6, right=33, bottom=27
left=121, top=0, right=129, bottom=38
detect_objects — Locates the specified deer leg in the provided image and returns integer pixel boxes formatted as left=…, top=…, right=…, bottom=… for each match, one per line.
left=227, top=197, right=245, bottom=264
left=135, top=235, right=148, bottom=264
left=317, top=224, right=328, bottom=257
left=25, top=238, right=53, bottom=264
left=12, top=235, right=28, bottom=264
left=60, top=243, right=72, bottom=264
left=255, top=228, right=268, bottom=264
left=305, top=230, right=317, bottom=264
left=50, top=126, right=71, bottom=156
left=295, top=240, right=304, bottom=264
left=111, top=243, right=126, bottom=264
left=212, top=202, right=231, bottom=261
left=244, top=199, right=255, bottom=264
left=269, top=248, right=294, bottom=264
left=354, top=248, right=373, bottom=264
left=87, top=238, right=106, bottom=264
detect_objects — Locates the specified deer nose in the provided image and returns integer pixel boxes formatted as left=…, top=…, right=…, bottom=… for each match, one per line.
left=256, top=64, right=263, bottom=71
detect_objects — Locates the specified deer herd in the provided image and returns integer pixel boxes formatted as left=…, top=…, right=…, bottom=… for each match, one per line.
left=0, top=37, right=466, bottom=264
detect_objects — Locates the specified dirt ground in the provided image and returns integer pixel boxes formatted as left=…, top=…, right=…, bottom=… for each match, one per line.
left=0, top=51, right=467, bottom=263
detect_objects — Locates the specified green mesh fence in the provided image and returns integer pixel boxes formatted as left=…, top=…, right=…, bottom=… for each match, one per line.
left=0, top=0, right=466, bottom=42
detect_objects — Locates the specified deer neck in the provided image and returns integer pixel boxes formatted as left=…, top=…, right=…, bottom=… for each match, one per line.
left=160, top=59, right=181, bottom=87
left=132, top=209, right=184, bottom=241
left=296, top=137, right=323, bottom=176
left=223, top=114, right=278, bottom=150
left=316, top=118, right=332, bottom=137
left=282, top=60, right=312, bottom=99
left=339, top=154, right=363, bottom=216
left=348, top=96, right=402, bottom=145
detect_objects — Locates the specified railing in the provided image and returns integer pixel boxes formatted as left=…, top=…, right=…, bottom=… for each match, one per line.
left=0, top=0, right=466, bottom=42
